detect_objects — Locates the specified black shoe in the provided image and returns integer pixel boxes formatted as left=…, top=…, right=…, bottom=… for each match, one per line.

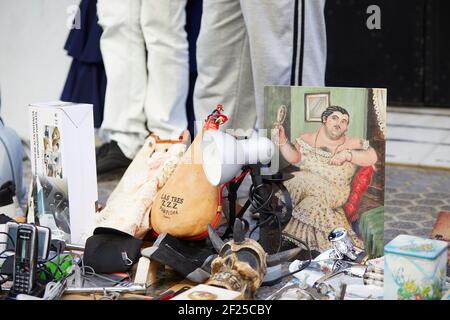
left=96, top=140, right=132, bottom=178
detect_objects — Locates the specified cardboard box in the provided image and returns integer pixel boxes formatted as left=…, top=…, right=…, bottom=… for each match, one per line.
left=384, top=235, right=448, bottom=300
left=29, top=101, right=97, bottom=245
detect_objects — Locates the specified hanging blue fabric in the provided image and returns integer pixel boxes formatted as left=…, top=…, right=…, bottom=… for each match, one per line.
left=61, top=0, right=106, bottom=128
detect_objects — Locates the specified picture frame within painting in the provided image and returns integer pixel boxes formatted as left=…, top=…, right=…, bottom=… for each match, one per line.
left=304, top=92, right=330, bottom=122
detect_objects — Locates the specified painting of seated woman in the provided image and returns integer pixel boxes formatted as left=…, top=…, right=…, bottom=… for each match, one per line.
left=264, top=86, right=386, bottom=257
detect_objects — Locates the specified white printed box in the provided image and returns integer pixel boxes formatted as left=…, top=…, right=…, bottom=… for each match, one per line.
left=29, top=101, right=98, bottom=245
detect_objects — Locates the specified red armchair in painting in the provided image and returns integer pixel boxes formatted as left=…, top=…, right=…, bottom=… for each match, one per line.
left=343, top=166, right=375, bottom=223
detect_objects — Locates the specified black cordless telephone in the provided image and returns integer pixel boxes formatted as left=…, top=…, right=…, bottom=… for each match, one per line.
left=12, top=224, right=38, bottom=295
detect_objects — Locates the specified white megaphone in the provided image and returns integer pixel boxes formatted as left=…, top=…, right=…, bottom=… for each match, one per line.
left=201, top=130, right=275, bottom=186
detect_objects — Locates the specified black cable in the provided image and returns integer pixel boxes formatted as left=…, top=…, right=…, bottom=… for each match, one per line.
left=22, top=237, right=66, bottom=284
left=0, top=274, right=10, bottom=287
left=285, top=234, right=312, bottom=256
left=0, top=232, right=15, bottom=248
left=249, top=215, right=272, bottom=239
left=0, top=249, right=13, bottom=291
left=0, top=244, right=15, bottom=291
left=36, top=243, right=69, bottom=281
left=0, top=223, right=18, bottom=288
left=0, top=249, right=14, bottom=259
left=0, top=242, right=9, bottom=249
left=275, top=215, right=282, bottom=253
left=79, top=260, right=132, bottom=287
left=264, top=233, right=312, bottom=284
left=0, top=227, right=16, bottom=291
left=248, top=181, right=286, bottom=252
left=37, top=239, right=63, bottom=265
left=37, top=266, right=55, bottom=282
left=249, top=183, right=274, bottom=212
left=38, top=260, right=65, bottom=282
left=37, top=252, right=76, bottom=289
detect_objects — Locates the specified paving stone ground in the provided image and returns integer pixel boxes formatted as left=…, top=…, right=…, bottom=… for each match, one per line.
left=384, top=166, right=450, bottom=244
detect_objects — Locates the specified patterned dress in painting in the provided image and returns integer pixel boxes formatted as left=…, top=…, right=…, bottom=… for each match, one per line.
left=282, top=137, right=368, bottom=252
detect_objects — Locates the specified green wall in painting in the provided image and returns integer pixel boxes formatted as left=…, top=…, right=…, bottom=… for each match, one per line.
left=290, top=86, right=368, bottom=141
left=264, top=86, right=292, bottom=136
left=264, top=86, right=292, bottom=169
left=264, top=86, right=369, bottom=143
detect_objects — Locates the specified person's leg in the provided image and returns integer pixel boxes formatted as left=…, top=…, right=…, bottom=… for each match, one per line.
left=140, top=0, right=189, bottom=140
left=239, top=0, right=295, bottom=130
left=301, top=0, right=327, bottom=86
left=194, top=0, right=256, bottom=133
left=240, top=0, right=327, bottom=129
left=97, top=0, right=148, bottom=159
left=185, top=0, right=203, bottom=139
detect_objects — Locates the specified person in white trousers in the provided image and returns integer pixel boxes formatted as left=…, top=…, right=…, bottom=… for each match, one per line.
left=96, top=0, right=189, bottom=176
left=194, top=0, right=327, bottom=132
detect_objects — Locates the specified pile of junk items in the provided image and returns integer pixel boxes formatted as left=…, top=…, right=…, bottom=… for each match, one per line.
left=0, top=105, right=385, bottom=300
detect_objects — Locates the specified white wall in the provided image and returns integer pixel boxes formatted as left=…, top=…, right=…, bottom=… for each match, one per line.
left=0, top=0, right=79, bottom=139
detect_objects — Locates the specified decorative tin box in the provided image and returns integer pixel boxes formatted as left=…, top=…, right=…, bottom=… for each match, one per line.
left=384, top=235, right=448, bottom=300
left=442, top=289, right=450, bottom=300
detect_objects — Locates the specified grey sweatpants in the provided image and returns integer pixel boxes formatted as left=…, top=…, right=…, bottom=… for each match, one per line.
left=97, top=0, right=190, bottom=159
left=194, top=0, right=327, bottom=131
